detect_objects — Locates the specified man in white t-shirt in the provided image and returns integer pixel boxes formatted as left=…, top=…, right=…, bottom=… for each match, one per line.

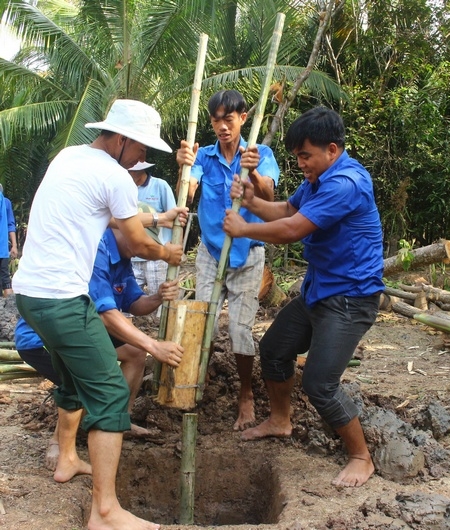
left=12, top=99, right=186, bottom=530
left=129, top=161, right=177, bottom=310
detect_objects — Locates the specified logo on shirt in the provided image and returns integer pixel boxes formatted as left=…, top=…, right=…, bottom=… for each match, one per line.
left=114, top=283, right=126, bottom=294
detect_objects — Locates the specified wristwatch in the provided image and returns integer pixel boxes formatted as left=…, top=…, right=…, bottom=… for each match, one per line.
left=152, top=213, right=159, bottom=228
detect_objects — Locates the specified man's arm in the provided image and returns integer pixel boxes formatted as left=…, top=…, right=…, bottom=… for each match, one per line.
left=128, top=279, right=179, bottom=316
left=110, top=207, right=188, bottom=230
left=114, top=215, right=183, bottom=265
left=98, top=309, right=183, bottom=367
left=224, top=210, right=318, bottom=244
left=239, top=146, right=275, bottom=202
left=9, top=231, right=18, bottom=258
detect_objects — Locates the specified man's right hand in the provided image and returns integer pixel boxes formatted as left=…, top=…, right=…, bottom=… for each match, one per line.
left=230, top=175, right=255, bottom=208
left=176, top=140, right=198, bottom=167
left=150, top=340, right=184, bottom=367
left=164, top=243, right=184, bottom=265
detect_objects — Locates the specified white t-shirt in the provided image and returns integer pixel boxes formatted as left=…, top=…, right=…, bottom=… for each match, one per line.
left=13, top=144, right=138, bottom=298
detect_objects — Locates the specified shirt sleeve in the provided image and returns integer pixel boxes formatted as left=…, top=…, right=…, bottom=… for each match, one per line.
left=88, top=242, right=118, bottom=314
left=5, top=199, right=16, bottom=232
left=257, top=145, right=280, bottom=186
left=298, top=176, right=362, bottom=230
left=120, top=263, right=145, bottom=313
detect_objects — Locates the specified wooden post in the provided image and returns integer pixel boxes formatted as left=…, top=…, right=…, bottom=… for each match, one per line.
left=196, top=13, right=286, bottom=402
left=153, top=33, right=209, bottom=394
left=179, top=413, right=198, bottom=524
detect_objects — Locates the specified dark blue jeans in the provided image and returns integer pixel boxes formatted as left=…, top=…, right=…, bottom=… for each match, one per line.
left=259, top=293, right=380, bottom=429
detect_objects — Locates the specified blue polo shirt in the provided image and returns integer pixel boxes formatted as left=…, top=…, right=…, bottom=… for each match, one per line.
left=0, top=193, right=9, bottom=258
left=15, top=317, right=44, bottom=351
left=88, top=228, right=144, bottom=314
left=191, top=137, right=279, bottom=268
left=288, top=150, right=384, bottom=307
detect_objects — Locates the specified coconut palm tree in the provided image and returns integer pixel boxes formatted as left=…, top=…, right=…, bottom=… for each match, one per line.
left=0, top=0, right=343, bottom=210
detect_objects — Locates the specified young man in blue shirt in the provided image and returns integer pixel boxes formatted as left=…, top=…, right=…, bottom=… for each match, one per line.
left=223, top=107, right=385, bottom=488
left=176, top=89, right=280, bottom=431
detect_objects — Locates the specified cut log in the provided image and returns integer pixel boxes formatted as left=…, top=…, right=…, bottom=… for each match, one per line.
left=420, top=284, right=450, bottom=304
left=383, top=239, right=450, bottom=276
left=392, top=301, right=425, bottom=319
left=384, top=286, right=416, bottom=301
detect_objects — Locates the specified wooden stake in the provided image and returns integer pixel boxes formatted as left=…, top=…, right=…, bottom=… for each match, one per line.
left=179, top=413, right=198, bottom=524
left=196, top=13, right=286, bottom=401
left=165, top=304, right=187, bottom=402
left=153, top=33, right=209, bottom=394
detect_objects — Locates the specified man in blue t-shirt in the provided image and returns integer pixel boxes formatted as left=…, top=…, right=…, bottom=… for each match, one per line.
left=129, top=161, right=177, bottom=304
left=0, top=184, right=17, bottom=296
left=16, top=227, right=180, bottom=468
left=223, top=107, right=385, bottom=489
left=176, top=89, right=280, bottom=432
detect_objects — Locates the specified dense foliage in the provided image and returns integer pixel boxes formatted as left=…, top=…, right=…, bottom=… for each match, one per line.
left=1, top=0, right=450, bottom=256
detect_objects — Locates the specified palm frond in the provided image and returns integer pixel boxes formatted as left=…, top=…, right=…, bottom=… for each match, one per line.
left=50, top=79, right=113, bottom=155
left=0, top=100, right=74, bottom=149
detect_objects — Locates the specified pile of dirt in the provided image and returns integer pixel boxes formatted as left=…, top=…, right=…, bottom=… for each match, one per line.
left=2, top=300, right=450, bottom=529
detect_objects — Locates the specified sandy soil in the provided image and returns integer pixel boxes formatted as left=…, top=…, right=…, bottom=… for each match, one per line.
left=2, top=300, right=450, bottom=530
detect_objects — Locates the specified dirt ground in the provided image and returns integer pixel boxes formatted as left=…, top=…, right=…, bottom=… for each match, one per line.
left=2, top=291, right=450, bottom=529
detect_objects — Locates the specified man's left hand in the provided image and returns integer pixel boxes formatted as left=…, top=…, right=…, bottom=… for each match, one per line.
left=160, top=206, right=189, bottom=228
left=157, top=279, right=179, bottom=301
left=223, top=210, right=247, bottom=238
left=239, top=145, right=260, bottom=172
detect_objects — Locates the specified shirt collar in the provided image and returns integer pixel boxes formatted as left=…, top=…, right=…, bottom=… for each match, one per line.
left=317, top=150, right=349, bottom=184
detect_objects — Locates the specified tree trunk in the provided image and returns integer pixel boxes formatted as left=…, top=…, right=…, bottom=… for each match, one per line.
left=383, top=239, right=450, bottom=276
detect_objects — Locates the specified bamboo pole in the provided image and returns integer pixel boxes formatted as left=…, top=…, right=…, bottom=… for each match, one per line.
left=413, top=313, right=450, bottom=333
left=152, top=33, right=209, bottom=394
left=0, top=341, right=16, bottom=349
left=179, top=413, right=198, bottom=524
left=0, top=348, right=22, bottom=362
left=196, top=13, right=286, bottom=402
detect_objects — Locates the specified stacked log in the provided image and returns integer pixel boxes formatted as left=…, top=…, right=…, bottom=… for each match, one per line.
left=382, top=240, right=450, bottom=333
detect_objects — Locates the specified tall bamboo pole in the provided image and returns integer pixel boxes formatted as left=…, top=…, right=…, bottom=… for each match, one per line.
left=179, top=413, right=198, bottom=524
left=152, top=33, right=209, bottom=394
left=196, top=13, right=286, bottom=401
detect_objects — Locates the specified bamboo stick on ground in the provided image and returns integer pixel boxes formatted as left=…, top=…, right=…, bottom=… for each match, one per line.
left=413, top=313, right=450, bottom=333
left=0, top=348, right=22, bottom=362
left=0, top=342, right=16, bottom=349
left=153, top=33, right=209, bottom=394
left=196, top=12, right=286, bottom=402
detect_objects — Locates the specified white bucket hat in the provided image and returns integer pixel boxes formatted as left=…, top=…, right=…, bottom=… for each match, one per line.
left=129, top=161, right=155, bottom=171
left=85, top=99, right=172, bottom=153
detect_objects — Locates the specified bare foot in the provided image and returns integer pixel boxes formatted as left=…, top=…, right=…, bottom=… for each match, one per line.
left=233, top=395, right=255, bottom=431
left=45, top=441, right=60, bottom=471
left=53, top=455, right=92, bottom=483
left=331, top=456, right=375, bottom=487
left=241, top=418, right=292, bottom=441
left=88, top=504, right=160, bottom=530
left=130, top=423, right=151, bottom=437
